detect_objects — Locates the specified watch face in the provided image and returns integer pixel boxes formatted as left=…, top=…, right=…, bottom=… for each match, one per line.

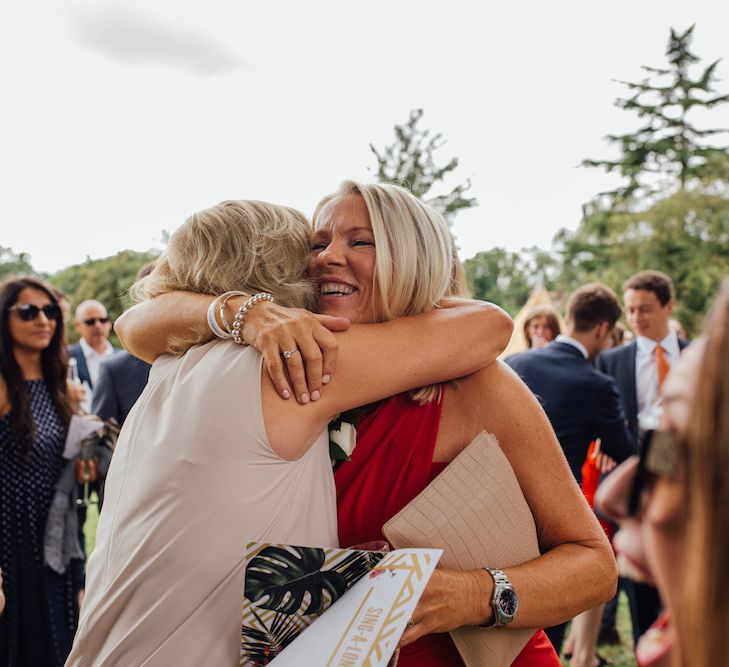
left=497, top=588, right=518, bottom=617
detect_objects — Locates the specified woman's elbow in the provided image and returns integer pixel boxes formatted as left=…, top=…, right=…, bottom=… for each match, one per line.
left=478, top=302, right=513, bottom=357
left=590, top=537, right=620, bottom=604
left=114, top=310, right=131, bottom=349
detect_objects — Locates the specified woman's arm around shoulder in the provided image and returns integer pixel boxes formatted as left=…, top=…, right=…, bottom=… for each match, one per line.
left=263, top=300, right=512, bottom=459
left=115, top=292, right=216, bottom=362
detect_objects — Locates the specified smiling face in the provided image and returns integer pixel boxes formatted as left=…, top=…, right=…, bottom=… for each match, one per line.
left=308, top=194, right=380, bottom=324
left=624, top=288, right=673, bottom=341
left=8, top=287, right=58, bottom=354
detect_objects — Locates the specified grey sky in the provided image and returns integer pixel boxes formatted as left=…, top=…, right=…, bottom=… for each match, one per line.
left=1, top=0, right=727, bottom=273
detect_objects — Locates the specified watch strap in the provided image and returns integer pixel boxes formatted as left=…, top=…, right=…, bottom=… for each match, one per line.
left=481, top=567, right=517, bottom=629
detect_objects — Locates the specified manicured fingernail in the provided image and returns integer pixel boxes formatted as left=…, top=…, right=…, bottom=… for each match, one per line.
left=311, top=390, right=320, bottom=401
left=300, top=393, right=309, bottom=404
left=322, top=374, right=331, bottom=384
left=281, top=389, right=290, bottom=399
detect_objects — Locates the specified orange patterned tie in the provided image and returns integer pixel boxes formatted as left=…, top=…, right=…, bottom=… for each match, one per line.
left=655, top=345, right=671, bottom=388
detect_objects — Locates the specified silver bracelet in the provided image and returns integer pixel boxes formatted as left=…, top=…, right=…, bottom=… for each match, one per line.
left=232, top=293, right=274, bottom=345
left=207, top=295, right=232, bottom=340
left=219, top=291, right=248, bottom=335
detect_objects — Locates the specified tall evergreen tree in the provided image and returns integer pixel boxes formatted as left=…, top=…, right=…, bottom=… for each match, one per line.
left=556, top=26, right=729, bottom=335
left=583, top=24, right=729, bottom=199
left=370, top=109, right=477, bottom=223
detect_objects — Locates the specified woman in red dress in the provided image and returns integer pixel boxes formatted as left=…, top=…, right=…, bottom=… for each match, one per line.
left=121, top=182, right=617, bottom=666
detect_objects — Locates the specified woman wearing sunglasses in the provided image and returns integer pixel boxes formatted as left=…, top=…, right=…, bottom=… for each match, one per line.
left=597, top=280, right=729, bottom=667
left=0, top=276, right=83, bottom=667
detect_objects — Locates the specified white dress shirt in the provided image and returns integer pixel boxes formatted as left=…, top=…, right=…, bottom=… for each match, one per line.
left=635, top=329, right=681, bottom=416
left=555, top=334, right=589, bottom=360
left=79, top=338, right=114, bottom=386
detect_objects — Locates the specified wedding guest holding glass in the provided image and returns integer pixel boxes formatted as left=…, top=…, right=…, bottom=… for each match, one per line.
left=68, top=199, right=511, bottom=666
left=597, top=279, right=729, bottom=667
left=120, top=181, right=618, bottom=667
left=0, top=276, right=83, bottom=667
left=523, top=304, right=561, bottom=349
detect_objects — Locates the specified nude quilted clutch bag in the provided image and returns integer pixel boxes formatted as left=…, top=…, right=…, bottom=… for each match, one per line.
left=382, top=431, right=541, bottom=667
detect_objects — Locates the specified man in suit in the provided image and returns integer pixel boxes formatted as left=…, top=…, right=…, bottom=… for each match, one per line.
left=507, top=284, right=635, bottom=483
left=596, top=270, right=688, bottom=646
left=91, top=351, right=150, bottom=426
left=507, top=284, right=636, bottom=661
left=68, top=299, right=120, bottom=553
left=68, top=299, right=119, bottom=412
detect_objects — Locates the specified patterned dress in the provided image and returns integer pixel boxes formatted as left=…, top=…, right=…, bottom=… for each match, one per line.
left=0, top=380, right=82, bottom=667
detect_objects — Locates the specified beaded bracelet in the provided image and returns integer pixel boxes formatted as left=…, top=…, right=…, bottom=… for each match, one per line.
left=232, top=293, right=274, bottom=345
left=207, top=295, right=232, bottom=340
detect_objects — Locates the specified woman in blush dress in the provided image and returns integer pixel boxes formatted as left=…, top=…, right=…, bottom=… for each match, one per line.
left=120, top=182, right=617, bottom=667
left=69, top=200, right=511, bottom=667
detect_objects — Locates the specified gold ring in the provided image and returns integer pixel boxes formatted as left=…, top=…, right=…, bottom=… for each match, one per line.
left=406, top=617, right=417, bottom=629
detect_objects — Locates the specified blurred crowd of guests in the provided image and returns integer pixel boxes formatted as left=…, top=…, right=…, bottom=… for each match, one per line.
left=0, top=266, right=152, bottom=666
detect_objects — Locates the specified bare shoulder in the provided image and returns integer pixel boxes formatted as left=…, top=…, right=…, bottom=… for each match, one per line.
left=436, top=362, right=536, bottom=462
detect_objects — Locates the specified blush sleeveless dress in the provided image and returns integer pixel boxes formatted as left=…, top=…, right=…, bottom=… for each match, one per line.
left=335, top=391, right=560, bottom=667
left=67, top=341, right=338, bottom=666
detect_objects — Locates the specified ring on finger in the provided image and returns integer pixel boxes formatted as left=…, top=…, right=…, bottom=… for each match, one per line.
left=406, top=617, right=418, bottom=629
left=281, top=348, right=299, bottom=360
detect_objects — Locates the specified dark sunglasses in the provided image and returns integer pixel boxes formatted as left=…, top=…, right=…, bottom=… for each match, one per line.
left=8, top=303, right=62, bottom=322
left=83, top=317, right=109, bottom=326
left=627, top=428, right=682, bottom=516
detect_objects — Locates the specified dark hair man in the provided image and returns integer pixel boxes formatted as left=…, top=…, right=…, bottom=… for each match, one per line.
left=507, top=283, right=635, bottom=657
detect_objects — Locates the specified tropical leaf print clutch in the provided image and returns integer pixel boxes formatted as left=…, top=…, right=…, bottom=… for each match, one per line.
left=240, top=543, right=385, bottom=665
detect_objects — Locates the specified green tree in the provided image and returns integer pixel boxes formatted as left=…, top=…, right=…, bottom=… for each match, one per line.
left=370, top=108, right=477, bottom=223
left=583, top=24, right=729, bottom=199
left=0, top=246, right=35, bottom=280
left=464, top=249, right=532, bottom=316
left=50, top=250, right=158, bottom=345
left=557, top=26, right=729, bottom=336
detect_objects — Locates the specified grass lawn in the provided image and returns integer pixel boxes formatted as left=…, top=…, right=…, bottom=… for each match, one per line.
left=84, top=503, right=637, bottom=666
left=560, top=592, right=637, bottom=666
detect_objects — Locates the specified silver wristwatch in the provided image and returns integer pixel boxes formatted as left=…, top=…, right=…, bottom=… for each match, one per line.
left=481, top=567, right=518, bottom=628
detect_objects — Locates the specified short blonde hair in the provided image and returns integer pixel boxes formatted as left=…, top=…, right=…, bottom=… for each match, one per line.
left=314, top=181, right=454, bottom=321
left=314, top=181, right=455, bottom=403
left=131, top=200, right=315, bottom=311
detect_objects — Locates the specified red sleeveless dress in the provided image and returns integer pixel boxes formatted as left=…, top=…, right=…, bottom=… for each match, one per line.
left=335, top=392, right=560, bottom=667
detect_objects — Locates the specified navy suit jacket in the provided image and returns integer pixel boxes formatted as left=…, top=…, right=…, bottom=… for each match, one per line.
left=506, top=342, right=636, bottom=484
left=596, top=338, right=689, bottom=445
left=68, top=342, right=121, bottom=389
left=91, top=351, right=151, bottom=425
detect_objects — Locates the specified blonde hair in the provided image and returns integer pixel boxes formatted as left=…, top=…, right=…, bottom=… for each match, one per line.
left=678, top=280, right=729, bottom=667
left=131, top=200, right=315, bottom=310
left=314, top=181, right=456, bottom=403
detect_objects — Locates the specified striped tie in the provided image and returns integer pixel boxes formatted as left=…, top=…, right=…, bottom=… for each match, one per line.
left=655, top=345, right=671, bottom=388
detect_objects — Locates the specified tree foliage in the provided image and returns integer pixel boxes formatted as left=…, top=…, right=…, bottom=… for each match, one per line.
left=464, top=249, right=530, bottom=316
left=557, top=26, right=729, bottom=336
left=50, top=250, right=158, bottom=345
left=583, top=24, right=729, bottom=199
left=0, top=246, right=36, bottom=281
left=370, top=108, right=477, bottom=223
